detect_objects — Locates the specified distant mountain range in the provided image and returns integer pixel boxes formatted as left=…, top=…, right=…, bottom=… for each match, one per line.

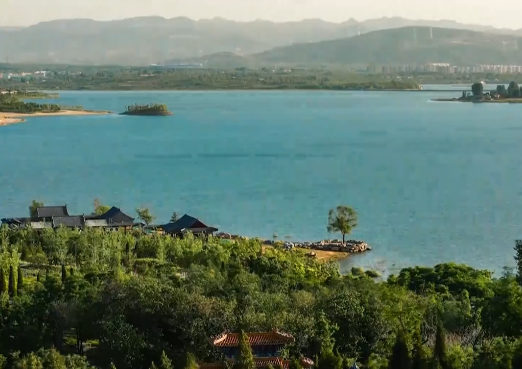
left=0, top=16, right=521, bottom=65
left=250, top=27, right=522, bottom=67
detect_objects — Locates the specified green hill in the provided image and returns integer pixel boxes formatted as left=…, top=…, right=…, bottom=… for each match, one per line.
left=254, top=26, right=522, bottom=66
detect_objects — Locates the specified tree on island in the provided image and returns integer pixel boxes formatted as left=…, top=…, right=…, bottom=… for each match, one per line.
left=471, top=82, right=484, bottom=97
left=327, top=206, right=358, bottom=244
left=508, top=81, right=520, bottom=98
left=170, top=212, right=179, bottom=223
left=496, top=85, right=507, bottom=96
left=136, top=208, right=155, bottom=225
left=93, top=198, right=111, bottom=215
left=29, top=200, right=44, bottom=217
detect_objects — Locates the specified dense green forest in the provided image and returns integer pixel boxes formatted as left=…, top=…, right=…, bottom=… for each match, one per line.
left=0, top=94, right=61, bottom=113
left=0, top=94, right=82, bottom=113
left=121, top=103, right=171, bottom=116
left=0, top=68, right=421, bottom=91
left=0, top=220, right=522, bottom=369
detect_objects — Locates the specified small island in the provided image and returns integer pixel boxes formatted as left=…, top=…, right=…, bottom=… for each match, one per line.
left=120, top=103, right=172, bottom=116
left=432, top=81, right=522, bottom=103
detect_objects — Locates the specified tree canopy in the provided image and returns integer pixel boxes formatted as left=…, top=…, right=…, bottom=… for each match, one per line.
left=471, top=82, right=484, bottom=96
left=136, top=208, right=155, bottom=225
left=0, top=219, right=518, bottom=369
left=327, top=206, right=358, bottom=243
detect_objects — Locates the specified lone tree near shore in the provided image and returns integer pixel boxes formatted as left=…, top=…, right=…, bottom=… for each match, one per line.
left=327, top=206, right=358, bottom=244
left=136, top=207, right=155, bottom=225
left=93, top=198, right=111, bottom=215
left=29, top=200, right=44, bottom=217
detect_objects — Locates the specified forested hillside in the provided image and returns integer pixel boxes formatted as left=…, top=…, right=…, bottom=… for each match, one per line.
left=0, top=223, right=521, bottom=369
left=254, top=27, right=522, bottom=66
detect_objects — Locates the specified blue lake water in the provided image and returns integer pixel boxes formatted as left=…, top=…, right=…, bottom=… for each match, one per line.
left=1, top=90, right=522, bottom=275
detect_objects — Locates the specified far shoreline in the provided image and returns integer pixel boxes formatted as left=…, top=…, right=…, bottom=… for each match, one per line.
left=27, top=88, right=447, bottom=92
left=431, top=98, right=522, bottom=103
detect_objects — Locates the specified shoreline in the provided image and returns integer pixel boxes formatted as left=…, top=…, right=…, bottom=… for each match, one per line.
left=0, top=110, right=112, bottom=127
left=2, top=110, right=112, bottom=118
left=10, top=87, right=426, bottom=92
left=431, top=98, right=522, bottom=103
left=0, top=117, right=26, bottom=126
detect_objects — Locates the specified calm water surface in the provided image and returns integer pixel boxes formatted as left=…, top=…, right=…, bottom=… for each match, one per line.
left=1, top=90, right=521, bottom=275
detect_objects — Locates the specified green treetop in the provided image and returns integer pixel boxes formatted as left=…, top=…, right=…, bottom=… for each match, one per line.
left=471, top=82, right=484, bottom=97
left=136, top=207, right=155, bottom=225
left=327, top=206, right=358, bottom=244
left=159, top=351, right=173, bottom=369
left=93, top=198, right=111, bottom=215
left=236, top=331, right=255, bottom=369
left=29, top=200, right=44, bottom=217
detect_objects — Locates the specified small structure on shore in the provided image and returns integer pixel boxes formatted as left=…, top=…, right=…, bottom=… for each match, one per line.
left=120, top=103, right=172, bottom=116
left=158, top=214, right=218, bottom=238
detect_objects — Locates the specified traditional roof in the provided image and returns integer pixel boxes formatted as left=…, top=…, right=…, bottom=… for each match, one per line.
left=161, top=214, right=218, bottom=234
left=36, top=206, right=69, bottom=218
left=94, top=206, right=135, bottom=224
left=213, top=330, right=295, bottom=347
left=1, top=218, right=27, bottom=225
left=52, top=216, right=84, bottom=228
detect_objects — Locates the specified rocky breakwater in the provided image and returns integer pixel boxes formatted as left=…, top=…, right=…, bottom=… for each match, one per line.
left=304, top=239, right=371, bottom=254
left=263, top=238, right=371, bottom=254
left=215, top=233, right=372, bottom=255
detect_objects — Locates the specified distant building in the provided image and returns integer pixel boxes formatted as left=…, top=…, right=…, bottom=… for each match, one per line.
left=158, top=214, right=217, bottom=237
left=199, top=330, right=314, bottom=369
left=1, top=205, right=143, bottom=230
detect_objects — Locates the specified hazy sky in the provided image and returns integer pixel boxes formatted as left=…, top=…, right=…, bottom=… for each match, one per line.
left=1, top=0, right=519, bottom=28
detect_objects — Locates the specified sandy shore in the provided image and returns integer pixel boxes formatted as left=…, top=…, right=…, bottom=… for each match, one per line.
left=261, top=243, right=349, bottom=261
left=0, top=117, right=25, bottom=126
left=0, top=110, right=111, bottom=127
left=3, top=110, right=111, bottom=118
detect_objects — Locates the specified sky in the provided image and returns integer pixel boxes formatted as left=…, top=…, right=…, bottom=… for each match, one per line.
left=1, top=0, right=519, bottom=29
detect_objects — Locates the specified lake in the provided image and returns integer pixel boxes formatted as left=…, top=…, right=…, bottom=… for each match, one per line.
left=1, top=90, right=521, bottom=276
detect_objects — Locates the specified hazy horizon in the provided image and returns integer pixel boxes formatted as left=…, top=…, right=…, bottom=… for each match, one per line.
left=1, top=0, right=520, bottom=29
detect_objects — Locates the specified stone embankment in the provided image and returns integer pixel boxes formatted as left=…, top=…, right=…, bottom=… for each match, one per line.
left=294, top=239, right=371, bottom=254
left=215, top=233, right=371, bottom=255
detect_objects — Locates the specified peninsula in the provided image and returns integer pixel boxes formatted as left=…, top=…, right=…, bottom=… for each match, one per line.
left=432, top=81, right=522, bottom=103
left=0, top=93, right=110, bottom=126
left=120, top=103, right=172, bottom=116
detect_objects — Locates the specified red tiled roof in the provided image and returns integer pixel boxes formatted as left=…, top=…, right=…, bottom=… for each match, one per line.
left=213, top=330, right=295, bottom=347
